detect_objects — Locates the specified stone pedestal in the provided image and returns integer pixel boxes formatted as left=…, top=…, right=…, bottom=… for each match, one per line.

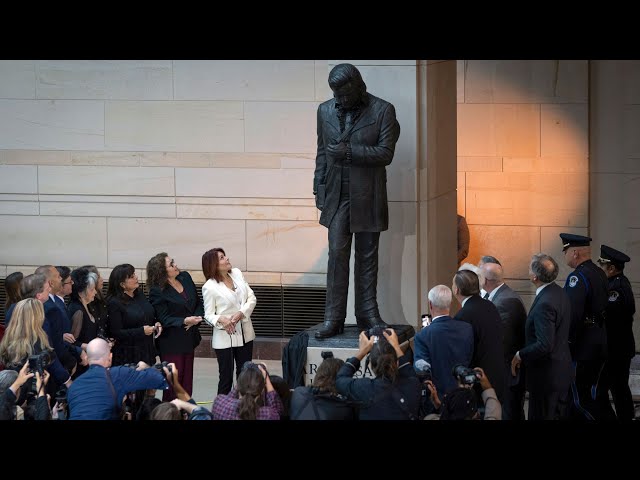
left=304, top=323, right=415, bottom=385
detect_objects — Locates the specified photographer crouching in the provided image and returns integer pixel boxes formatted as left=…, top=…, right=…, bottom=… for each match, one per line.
left=425, top=366, right=502, bottom=420
left=66, top=338, right=170, bottom=420
left=336, top=327, right=421, bottom=420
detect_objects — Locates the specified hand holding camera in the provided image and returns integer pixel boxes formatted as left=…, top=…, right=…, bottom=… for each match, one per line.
left=472, top=367, right=492, bottom=391
left=452, top=364, right=481, bottom=388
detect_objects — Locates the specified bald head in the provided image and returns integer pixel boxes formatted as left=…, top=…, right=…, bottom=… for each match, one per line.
left=87, top=338, right=112, bottom=366
left=481, top=262, right=504, bottom=293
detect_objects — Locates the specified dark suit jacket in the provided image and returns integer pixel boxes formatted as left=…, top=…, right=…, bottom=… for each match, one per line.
left=519, top=282, right=572, bottom=395
left=454, top=295, right=505, bottom=401
left=148, top=271, right=203, bottom=355
left=313, top=92, right=400, bottom=233
left=491, top=284, right=527, bottom=361
left=413, top=315, right=474, bottom=396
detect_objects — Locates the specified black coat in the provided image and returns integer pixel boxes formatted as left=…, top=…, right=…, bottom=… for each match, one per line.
left=491, top=284, right=527, bottom=361
left=313, top=93, right=400, bottom=233
left=148, top=271, right=203, bottom=356
left=564, top=259, right=609, bottom=361
left=107, top=290, right=157, bottom=366
left=519, top=282, right=572, bottom=396
left=454, top=295, right=506, bottom=402
left=604, top=274, right=636, bottom=360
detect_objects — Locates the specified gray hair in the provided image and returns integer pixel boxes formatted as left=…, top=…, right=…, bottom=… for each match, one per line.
left=531, top=253, right=559, bottom=284
left=479, top=255, right=502, bottom=267
left=459, top=262, right=484, bottom=287
left=428, top=285, right=453, bottom=310
left=20, top=273, right=48, bottom=299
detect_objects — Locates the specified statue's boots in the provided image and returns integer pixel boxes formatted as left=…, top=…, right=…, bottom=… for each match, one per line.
left=314, top=320, right=345, bottom=339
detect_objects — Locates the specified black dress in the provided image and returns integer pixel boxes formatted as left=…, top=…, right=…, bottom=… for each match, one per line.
left=68, top=301, right=99, bottom=347
left=107, top=290, right=157, bottom=366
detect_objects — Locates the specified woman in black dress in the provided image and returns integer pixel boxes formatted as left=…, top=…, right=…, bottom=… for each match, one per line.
left=147, top=252, right=203, bottom=401
left=107, top=264, right=162, bottom=366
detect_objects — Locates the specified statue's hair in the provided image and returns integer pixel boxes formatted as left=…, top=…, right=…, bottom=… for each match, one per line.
left=328, top=64, right=367, bottom=93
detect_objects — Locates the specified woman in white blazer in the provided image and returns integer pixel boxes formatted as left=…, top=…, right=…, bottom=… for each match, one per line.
left=202, top=248, right=257, bottom=395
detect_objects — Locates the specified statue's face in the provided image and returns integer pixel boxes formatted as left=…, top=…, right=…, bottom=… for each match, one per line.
left=332, top=82, right=360, bottom=110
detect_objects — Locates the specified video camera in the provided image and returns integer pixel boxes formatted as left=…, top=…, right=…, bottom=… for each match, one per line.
left=414, top=359, right=432, bottom=383
left=452, top=364, right=480, bottom=386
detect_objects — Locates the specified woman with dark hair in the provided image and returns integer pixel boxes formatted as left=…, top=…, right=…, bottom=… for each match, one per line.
left=80, top=265, right=109, bottom=339
left=211, top=362, right=283, bottom=420
left=4, top=272, right=23, bottom=314
left=201, top=248, right=256, bottom=395
left=290, top=356, right=357, bottom=420
left=147, top=252, right=203, bottom=400
left=335, top=329, right=421, bottom=420
left=107, top=264, right=161, bottom=366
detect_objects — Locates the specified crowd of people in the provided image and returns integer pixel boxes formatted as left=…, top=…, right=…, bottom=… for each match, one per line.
left=0, top=232, right=636, bottom=421
left=0, top=247, right=258, bottom=421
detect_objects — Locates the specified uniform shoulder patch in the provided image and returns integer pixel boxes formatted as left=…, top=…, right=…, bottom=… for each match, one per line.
left=568, top=275, right=579, bottom=288
left=609, top=291, right=620, bottom=302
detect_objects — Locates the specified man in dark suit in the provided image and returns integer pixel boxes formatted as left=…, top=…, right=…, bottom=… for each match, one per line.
left=559, top=233, right=609, bottom=421
left=511, top=253, right=572, bottom=420
left=596, top=244, right=636, bottom=421
left=313, top=63, right=401, bottom=339
left=413, top=285, right=474, bottom=398
left=35, top=265, right=80, bottom=377
left=480, top=259, right=527, bottom=420
left=452, top=269, right=505, bottom=403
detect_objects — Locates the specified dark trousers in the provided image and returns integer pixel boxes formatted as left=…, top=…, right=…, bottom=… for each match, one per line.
left=528, top=389, right=568, bottom=421
left=160, top=352, right=195, bottom=402
left=502, top=361, right=526, bottom=421
left=597, top=356, right=635, bottom=421
left=569, top=358, right=606, bottom=421
left=215, top=341, right=254, bottom=395
left=325, top=188, right=381, bottom=324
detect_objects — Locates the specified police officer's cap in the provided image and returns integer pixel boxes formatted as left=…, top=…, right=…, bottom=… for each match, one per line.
left=559, top=233, right=592, bottom=252
left=598, top=244, right=631, bottom=266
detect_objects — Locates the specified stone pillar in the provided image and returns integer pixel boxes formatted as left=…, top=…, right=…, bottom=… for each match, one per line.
left=590, top=60, right=640, bottom=346
left=418, top=61, right=458, bottom=317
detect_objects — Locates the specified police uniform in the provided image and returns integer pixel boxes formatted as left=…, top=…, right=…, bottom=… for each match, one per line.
left=596, top=244, right=636, bottom=421
left=559, top=233, right=609, bottom=421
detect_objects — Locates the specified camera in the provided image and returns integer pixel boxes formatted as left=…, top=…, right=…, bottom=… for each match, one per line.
left=320, top=351, right=334, bottom=360
left=242, top=361, right=268, bottom=377
left=414, top=359, right=432, bottom=383
left=366, top=326, right=389, bottom=342
left=452, top=364, right=480, bottom=386
left=153, top=361, right=173, bottom=377
left=28, top=350, right=53, bottom=376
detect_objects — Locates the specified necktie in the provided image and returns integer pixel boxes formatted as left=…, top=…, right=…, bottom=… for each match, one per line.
left=483, top=292, right=490, bottom=300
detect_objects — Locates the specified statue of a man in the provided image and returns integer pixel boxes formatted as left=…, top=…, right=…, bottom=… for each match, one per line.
left=313, top=63, right=401, bottom=339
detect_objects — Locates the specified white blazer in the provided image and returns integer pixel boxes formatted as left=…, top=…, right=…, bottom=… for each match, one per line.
left=202, top=268, right=257, bottom=350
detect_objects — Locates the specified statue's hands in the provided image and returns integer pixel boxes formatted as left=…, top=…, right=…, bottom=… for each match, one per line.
left=326, top=142, right=348, bottom=160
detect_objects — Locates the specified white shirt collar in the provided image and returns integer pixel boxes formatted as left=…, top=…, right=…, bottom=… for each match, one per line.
left=461, top=296, right=471, bottom=308
left=536, top=282, right=552, bottom=296
left=487, top=283, right=505, bottom=302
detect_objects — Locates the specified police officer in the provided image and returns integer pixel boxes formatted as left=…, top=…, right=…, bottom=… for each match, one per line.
left=559, top=233, right=609, bottom=420
left=596, top=245, right=636, bottom=421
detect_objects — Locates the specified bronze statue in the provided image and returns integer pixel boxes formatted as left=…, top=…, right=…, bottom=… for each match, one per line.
left=313, top=63, right=401, bottom=339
